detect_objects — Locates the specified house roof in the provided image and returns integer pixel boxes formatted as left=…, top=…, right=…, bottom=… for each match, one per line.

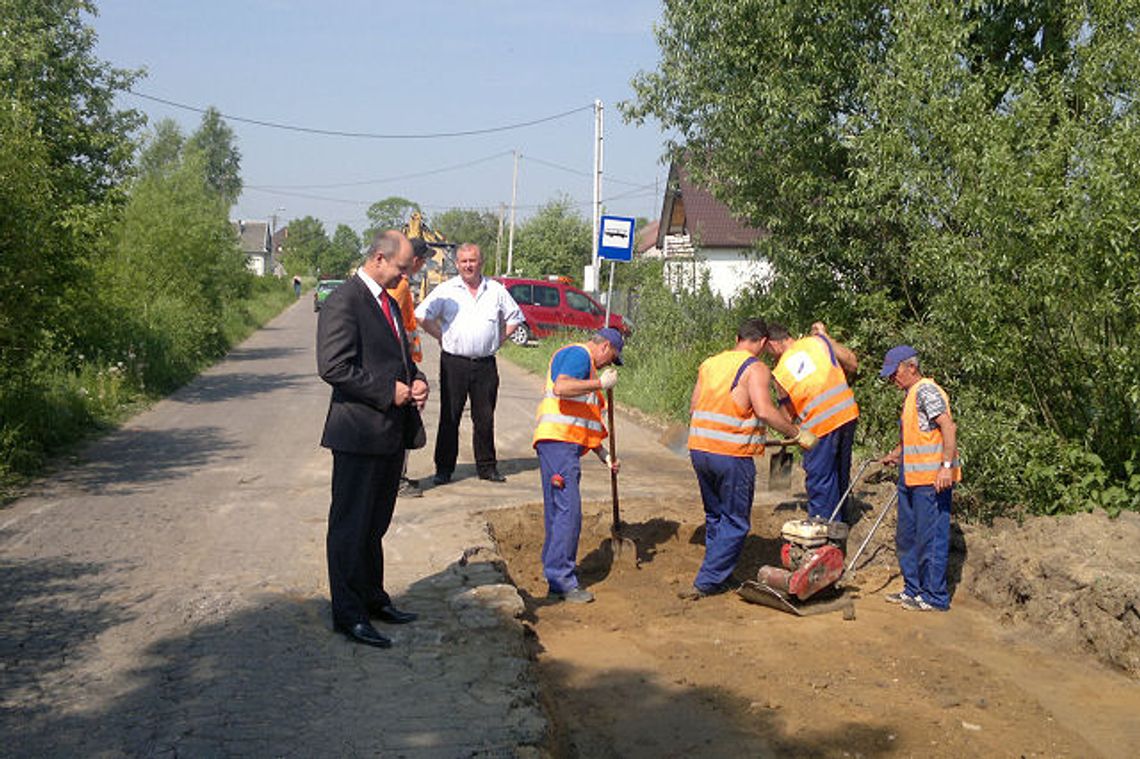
left=658, top=163, right=766, bottom=249
left=271, top=225, right=288, bottom=253
left=636, top=219, right=660, bottom=254
left=231, top=220, right=270, bottom=254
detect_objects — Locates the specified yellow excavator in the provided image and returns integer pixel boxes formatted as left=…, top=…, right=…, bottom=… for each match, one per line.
left=402, top=211, right=457, bottom=302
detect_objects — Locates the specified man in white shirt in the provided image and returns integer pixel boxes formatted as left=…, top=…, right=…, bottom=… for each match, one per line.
left=415, top=243, right=523, bottom=484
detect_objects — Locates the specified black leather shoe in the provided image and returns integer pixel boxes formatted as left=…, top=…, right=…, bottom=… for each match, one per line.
left=371, top=604, right=418, bottom=624
left=479, top=469, right=507, bottom=483
left=334, top=621, right=392, bottom=648
left=432, top=471, right=452, bottom=485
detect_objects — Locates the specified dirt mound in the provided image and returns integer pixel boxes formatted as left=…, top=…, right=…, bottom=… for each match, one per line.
left=963, top=509, right=1140, bottom=677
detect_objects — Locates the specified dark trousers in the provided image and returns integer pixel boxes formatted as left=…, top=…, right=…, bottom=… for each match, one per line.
left=802, top=418, right=857, bottom=522
left=327, top=450, right=401, bottom=627
left=435, top=352, right=499, bottom=476
left=691, top=449, right=756, bottom=592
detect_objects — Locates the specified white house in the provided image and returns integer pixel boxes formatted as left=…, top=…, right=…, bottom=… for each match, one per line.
left=655, top=162, right=770, bottom=302
left=231, top=219, right=274, bottom=276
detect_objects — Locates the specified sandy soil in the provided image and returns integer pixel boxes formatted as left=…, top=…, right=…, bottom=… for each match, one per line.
left=487, top=467, right=1140, bottom=758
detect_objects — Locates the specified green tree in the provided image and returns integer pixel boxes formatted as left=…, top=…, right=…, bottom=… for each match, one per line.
left=625, top=0, right=1140, bottom=515
left=433, top=208, right=500, bottom=256
left=185, top=106, right=242, bottom=206
left=137, top=118, right=185, bottom=179
left=365, top=196, right=420, bottom=238
left=0, top=0, right=140, bottom=371
left=280, top=216, right=331, bottom=276
left=326, top=224, right=362, bottom=277
left=511, top=196, right=592, bottom=282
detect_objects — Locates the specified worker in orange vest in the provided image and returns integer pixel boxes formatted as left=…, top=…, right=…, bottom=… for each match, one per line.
left=764, top=321, right=860, bottom=522
left=532, top=328, right=624, bottom=603
left=387, top=238, right=431, bottom=497
left=682, top=319, right=816, bottom=600
left=878, top=345, right=960, bottom=612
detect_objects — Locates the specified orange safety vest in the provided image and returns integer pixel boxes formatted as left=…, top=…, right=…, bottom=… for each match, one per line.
left=386, top=279, right=422, bottom=363
left=772, top=336, right=859, bottom=437
left=901, top=378, right=962, bottom=487
left=532, top=343, right=607, bottom=451
left=687, top=350, right=766, bottom=457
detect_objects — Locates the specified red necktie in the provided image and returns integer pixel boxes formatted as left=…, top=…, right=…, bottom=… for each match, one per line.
left=379, top=294, right=399, bottom=338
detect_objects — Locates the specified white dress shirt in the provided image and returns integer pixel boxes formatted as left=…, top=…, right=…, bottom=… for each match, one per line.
left=415, top=275, right=523, bottom=358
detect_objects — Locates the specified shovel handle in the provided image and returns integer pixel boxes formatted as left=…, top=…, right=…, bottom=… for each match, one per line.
left=606, top=389, right=620, bottom=528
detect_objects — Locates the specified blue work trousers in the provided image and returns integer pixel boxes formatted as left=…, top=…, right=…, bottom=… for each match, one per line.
left=691, top=450, right=756, bottom=592
left=896, top=482, right=952, bottom=609
left=537, top=440, right=584, bottom=593
left=802, top=418, right=856, bottom=521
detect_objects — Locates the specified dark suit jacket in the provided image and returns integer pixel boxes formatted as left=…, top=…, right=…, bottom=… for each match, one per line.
left=317, top=275, right=426, bottom=455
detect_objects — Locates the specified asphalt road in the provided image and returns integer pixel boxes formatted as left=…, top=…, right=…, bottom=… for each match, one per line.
left=1, top=296, right=613, bottom=757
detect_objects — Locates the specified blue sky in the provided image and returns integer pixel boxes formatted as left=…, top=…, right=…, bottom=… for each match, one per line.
left=92, top=1, right=671, bottom=234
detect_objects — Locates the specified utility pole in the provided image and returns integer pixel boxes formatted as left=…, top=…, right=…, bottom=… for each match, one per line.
left=590, top=99, right=604, bottom=293
left=507, top=150, right=519, bottom=275
left=495, top=203, right=505, bottom=277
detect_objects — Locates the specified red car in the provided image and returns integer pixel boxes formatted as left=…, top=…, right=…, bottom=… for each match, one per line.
left=496, top=277, right=631, bottom=345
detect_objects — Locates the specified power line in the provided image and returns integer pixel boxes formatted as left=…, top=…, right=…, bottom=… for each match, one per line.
left=246, top=151, right=514, bottom=190
left=522, top=154, right=650, bottom=188
left=129, top=90, right=593, bottom=139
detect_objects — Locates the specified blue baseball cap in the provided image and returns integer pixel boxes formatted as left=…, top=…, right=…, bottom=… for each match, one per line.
left=879, top=345, right=917, bottom=378
left=597, top=327, right=624, bottom=365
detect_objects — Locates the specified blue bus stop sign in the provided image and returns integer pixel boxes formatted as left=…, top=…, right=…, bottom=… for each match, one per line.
left=598, top=215, right=636, bottom=262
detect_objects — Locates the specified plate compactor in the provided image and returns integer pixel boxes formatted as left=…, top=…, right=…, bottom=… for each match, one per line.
left=739, top=517, right=855, bottom=617
left=739, top=461, right=877, bottom=618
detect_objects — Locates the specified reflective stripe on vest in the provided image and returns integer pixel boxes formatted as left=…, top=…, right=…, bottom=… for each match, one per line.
left=687, top=349, right=766, bottom=457
left=772, top=336, right=859, bottom=437
left=900, top=378, right=962, bottom=486
left=532, top=343, right=607, bottom=451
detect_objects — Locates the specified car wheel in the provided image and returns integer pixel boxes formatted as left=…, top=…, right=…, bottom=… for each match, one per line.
left=511, top=323, right=530, bottom=346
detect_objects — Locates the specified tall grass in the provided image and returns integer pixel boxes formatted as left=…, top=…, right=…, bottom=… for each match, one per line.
left=0, top=276, right=295, bottom=500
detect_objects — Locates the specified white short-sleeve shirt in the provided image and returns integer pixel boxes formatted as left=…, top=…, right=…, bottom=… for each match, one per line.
left=415, top=276, right=523, bottom=358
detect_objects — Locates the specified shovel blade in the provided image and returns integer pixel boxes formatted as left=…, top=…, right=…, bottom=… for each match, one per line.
left=658, top=423, right=689, bottom=457
left=607, top=533, right=639, bottom=568
left=767, top=447, right=794, bottom=490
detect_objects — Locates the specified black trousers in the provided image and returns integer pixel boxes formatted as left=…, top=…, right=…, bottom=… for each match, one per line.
left=327, top=450, right=401, bottom=627
left=435, top=351, right=499, bottom=476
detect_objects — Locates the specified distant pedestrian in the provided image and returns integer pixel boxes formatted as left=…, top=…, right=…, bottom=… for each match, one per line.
left=293, top=275, right=302, bottom=298
left=533, top=328, right=624, bottom=603
left=387, top=238, right=432, bottom=498
left=878, top=345, right=960, bottom=612
left=682, top=319, right=815, bottom=600
left=415, top=243, right=523, bottom=485
left=763, top=321, right=860, bottom=522
left=317, top=230, right=427, bottom=648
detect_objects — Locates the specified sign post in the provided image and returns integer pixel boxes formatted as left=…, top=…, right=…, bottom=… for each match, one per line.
left=597, top=215, right=635, bottom=328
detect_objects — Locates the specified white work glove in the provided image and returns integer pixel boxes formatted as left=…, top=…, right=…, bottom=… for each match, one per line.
left=794, top=428, right=818, bottom=451
left=599, top=367, right=618, bottom=390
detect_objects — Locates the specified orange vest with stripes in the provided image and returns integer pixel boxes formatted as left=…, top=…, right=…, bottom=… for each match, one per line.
left=772, top=336, right=859, bottom=437
left=532, top=344, right=607, bottom=452
left=901, top=378, right=961, bottom=486
left=386, top=279, right=422, bottom=363
left=687, top=350, right=766, bottom=457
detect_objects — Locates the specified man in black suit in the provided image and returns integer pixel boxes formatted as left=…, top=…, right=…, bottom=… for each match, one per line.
left=317, top=230, right=429, bottom=648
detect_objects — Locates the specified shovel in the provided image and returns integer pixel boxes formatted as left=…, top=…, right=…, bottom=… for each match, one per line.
left=766, top=438, right=799, bottom=490
left=605, top=389, right=638, bottom=566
